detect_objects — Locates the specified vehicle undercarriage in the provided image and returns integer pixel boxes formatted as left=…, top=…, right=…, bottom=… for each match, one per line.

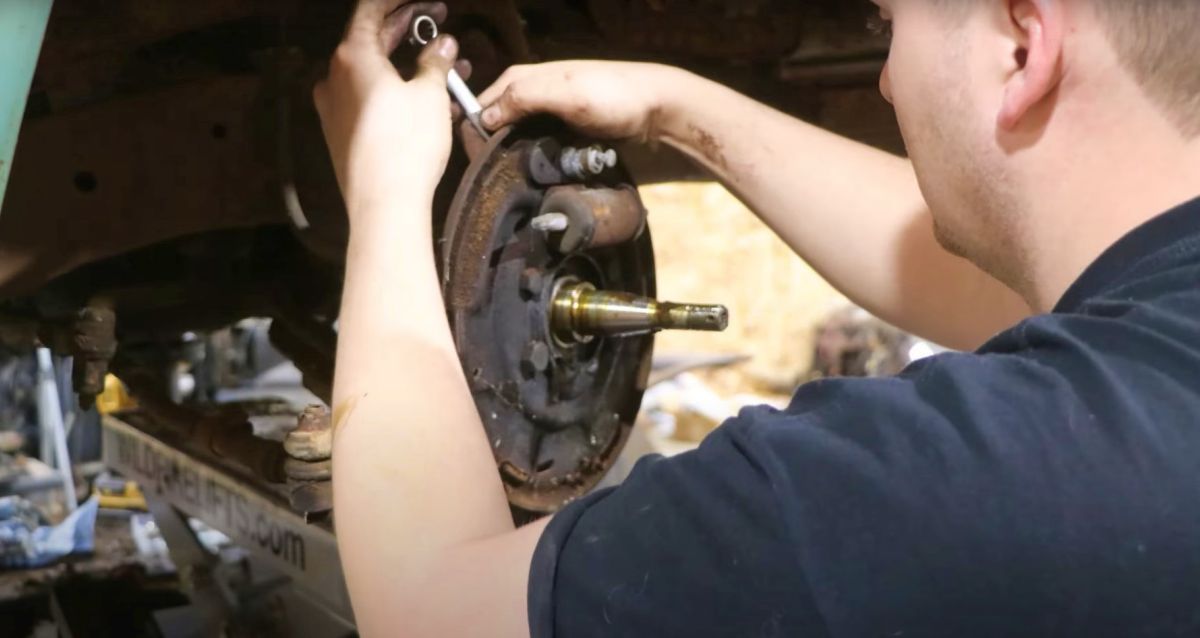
left=0, top=0, right=900, bottom=626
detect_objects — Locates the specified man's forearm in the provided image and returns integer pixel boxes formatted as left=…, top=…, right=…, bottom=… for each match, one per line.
left=652, top=68, right=1031, bottom=349
left=331, top=199, right=516, bottom=630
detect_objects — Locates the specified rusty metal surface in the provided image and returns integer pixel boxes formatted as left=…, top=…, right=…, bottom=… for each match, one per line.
left=0, top=77, right=286, bottom=298
left=0, top=515, right=144, bottom=602
left=284, top=405, right=333, bottom=514
left=193, top=413, right=289, bottom=485
left=283, top=405, right=333, bottom=463
left=586, top=0, right=802, bottom=62
left=105, top=396, right=336, bottom=520
left=539, top=185, right=647, bottom=253
left=31, top=0, right=314, bottom=110
left=70, top=300, right=117, bottom=405
left=442, top=120, right=655, bottom=512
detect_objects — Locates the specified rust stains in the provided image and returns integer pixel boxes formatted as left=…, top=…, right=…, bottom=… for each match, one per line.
left=331, top=394, right=363, bottom=434
left=689, top=124, right=729, bottom=172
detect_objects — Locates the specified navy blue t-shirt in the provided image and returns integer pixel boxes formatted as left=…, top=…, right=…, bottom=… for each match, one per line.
left=528, top=196, right=1200, bottom=637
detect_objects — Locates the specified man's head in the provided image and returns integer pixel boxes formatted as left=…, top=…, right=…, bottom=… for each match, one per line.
left=873, top=0, right=1200, bottom=301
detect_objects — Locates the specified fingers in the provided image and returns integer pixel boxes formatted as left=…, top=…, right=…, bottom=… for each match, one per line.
left=381, top=2, right=447, bottom=55
left=455, top=59, right=473, bottom=83
left=480, top=71, right=567, bottom=131
left=414, top=35, right=459, bottom=86
left=346, top=0, right=401, bottom=46
left=460, top=119, right=490, bottom=161
left=346, top=0, right=446, bottom=56
left=477, top=65, right=527, bottom=109
left=348, top=0, right=397, bottom=30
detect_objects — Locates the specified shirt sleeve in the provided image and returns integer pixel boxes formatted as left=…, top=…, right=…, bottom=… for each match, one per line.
left=527, top=416, right=831, bottom=638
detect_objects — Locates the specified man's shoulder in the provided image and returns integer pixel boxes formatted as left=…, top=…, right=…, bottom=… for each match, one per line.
left=728, top=307, right=1200, bottom=491
left=712, top=312, right=1200, bottom=636
left=751, top=293, right=1200, bottom=429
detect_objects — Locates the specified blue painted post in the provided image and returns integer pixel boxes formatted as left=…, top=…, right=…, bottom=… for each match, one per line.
left=0, top=0, right=55, bottom=214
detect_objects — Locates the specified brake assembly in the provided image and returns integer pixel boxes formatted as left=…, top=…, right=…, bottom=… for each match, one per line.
left=441, top=120, right=727, bottom=513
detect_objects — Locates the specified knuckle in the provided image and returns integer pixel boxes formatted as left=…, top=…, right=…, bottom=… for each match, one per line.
left=494, top=67, right=519, bottom=90
left=569, top=96, right=593, bottom=119
left=504, top=83, right=529, bottom=109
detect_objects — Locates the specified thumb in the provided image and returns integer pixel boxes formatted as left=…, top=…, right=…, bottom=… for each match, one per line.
left=415, top=35, right=458, bottom=86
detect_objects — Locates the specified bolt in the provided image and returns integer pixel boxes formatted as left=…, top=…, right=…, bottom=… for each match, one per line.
left=520, top=342, right=551, bottom=378
left=531, top=212, right=569, bottom=233
left=296, top=404, right=331, bottom=432
left=560, top=145, right=618, bottom=180
left=585, top=147, right=618, bottom=174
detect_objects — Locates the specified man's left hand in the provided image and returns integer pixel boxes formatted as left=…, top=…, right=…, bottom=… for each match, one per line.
left=314, top=0, right=464, bottom=224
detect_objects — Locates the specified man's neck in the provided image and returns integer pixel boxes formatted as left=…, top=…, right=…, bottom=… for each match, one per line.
left=1017, top=134, right=1200, bottom=313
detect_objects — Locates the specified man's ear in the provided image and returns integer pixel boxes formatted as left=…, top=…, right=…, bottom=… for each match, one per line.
left=998, top=0, right=1065, bottom=130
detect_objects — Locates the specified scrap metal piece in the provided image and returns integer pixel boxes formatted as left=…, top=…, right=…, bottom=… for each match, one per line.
left=71, top=300, right=117, bottom=406
left=551, top=281, right=728, bottom=343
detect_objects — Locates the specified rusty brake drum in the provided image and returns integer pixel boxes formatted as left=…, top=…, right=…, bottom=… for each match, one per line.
left=440, top=121, right=655, bottom=513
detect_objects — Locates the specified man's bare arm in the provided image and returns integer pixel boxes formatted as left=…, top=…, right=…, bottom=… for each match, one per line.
left=480, top=63, right=1032, bottom=350
left=314, top=2, right=542, bottom=636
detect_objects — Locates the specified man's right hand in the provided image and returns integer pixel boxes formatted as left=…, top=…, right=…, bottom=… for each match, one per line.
left=476, top=58, right=1031, bottom=351
left=478, top=61, right=681, bottom=141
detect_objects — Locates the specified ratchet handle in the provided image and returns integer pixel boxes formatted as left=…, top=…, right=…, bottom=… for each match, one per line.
left=411, top=14, right=489, bottom=139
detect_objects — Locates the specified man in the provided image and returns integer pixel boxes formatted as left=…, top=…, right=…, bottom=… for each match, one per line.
left=314, top=0, right=1200, bottom=635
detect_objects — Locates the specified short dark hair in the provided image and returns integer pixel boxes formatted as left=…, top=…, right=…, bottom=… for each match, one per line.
left=1094, top=0, right=1200, bottom=137
left=928, top=0, right=1200, bottom=137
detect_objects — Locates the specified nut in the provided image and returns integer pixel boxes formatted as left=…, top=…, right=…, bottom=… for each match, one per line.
left=285, top=458, right=332, bottom=482
left=288, top=481, right=333, bottom=514
left=284, top=405, right=333, bottom=461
